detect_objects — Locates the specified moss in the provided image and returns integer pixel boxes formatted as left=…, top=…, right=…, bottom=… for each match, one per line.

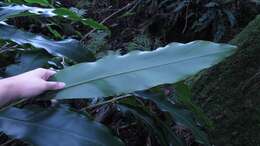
left=192, top=15, right=260, bottom=146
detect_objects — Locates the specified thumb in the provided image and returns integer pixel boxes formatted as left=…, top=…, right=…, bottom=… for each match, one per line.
left=42, top=69, right=57, bottom=80
left=45, top=82, right=66, bottom=90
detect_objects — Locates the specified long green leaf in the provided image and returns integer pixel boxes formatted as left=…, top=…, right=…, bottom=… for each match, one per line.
left=174, top=82, right=214, bottom=129
left=118, top=98, right=184, bottom=146
left=24, top=0, right=50, bottom=6
left=0, top=24, right=95, bottom=62
left=0, top=4, right=107, bottom=29
left=0, top=106, right=124, bottom=146
left=47, top=41, right=236, bottom=99
left=5, top=50, right=51, bottom=76
left=134, top=91, right=210, bottom=145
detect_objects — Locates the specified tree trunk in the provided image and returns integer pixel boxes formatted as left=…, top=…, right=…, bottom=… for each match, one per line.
left=192, top=15, right=260, bottom=146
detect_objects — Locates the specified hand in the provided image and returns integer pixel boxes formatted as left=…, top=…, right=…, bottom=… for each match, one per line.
left=0, top=68, right=65, bottom=105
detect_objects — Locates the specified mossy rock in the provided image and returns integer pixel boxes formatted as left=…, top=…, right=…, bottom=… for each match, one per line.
left=192, top=15, right=260, bottom=146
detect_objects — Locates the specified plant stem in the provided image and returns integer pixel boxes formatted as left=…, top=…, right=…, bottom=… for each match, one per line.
left=81, top=94, right=132, bottom=110
left=0, top=99, right=26, bottom=112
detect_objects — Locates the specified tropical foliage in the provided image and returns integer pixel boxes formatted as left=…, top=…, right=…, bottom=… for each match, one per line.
left=0, top=0, right=243, bottom=146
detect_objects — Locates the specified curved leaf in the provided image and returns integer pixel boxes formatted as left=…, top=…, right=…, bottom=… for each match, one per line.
left=24, top=0, right=50, bottom=6
left=0, top=106, right=124, bottom=146
left=174, top=82, right=214, bottom=129
left=48, top=41, right=236, bottom=99
left=0, top=24, right=95, bottom=62
left=134, top=91, right=210, bottom=145
left=5, top=50, right=51, bottom=76
left=0, top=4, right=107, bottom=29
left=118, top=98, right=184, bottom=146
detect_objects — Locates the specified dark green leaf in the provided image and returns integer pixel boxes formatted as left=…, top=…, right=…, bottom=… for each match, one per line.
left=118, top=99, right=184, bottom=146
left=82, top=19, right=108, bottom=30
left=0, top=4, right=107, bottom=30
left=24, top=0, right=50, bottom=6
left=0, top=106, right=124, bottom=146
left=174, top=82, right=214, bottom=129
left=53, top=8, right=82, bottom=21
left=5, top=50, right=51, bottom=76
left=46, top=25, right=62, bottom=39
left=134, top=91, right=210, bottom=145
left=0, top=24, right=95, bottom=62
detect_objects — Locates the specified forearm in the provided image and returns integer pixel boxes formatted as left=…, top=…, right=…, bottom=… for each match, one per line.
left=0, top=78, right=19, bottom=107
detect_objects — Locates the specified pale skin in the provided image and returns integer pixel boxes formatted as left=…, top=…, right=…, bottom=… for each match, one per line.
left=0, top=68, right=65, bottom=107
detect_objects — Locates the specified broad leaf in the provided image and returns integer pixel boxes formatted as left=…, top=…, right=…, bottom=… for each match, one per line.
left=48, top=41, right=236, bottom=99
left=174, top=82, right=214, bottom=129
left=5, top=50, right=51, bottom=76
left=118, top=98, right=184, bottom=146
left=53, top=8, right=106, bottom=30
left=24, top=0, right=50, bottom=6
left=0, top=24, right=95, bottom=62
left=0, top=106, right=124, bottom=146
left=134, top=91, right=210, bottom=145
left=0, top=4, right=107, bottom=29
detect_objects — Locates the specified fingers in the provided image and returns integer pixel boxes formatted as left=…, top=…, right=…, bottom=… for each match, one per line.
left=45, top=82, right=66, bottom=90
left=43, top=70, right=56, bottom=80
left=34, top=68, right=57, bottom=80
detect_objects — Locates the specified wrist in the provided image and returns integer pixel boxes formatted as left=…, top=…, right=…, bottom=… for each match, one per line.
left=0, top=78, right=20, bottom=100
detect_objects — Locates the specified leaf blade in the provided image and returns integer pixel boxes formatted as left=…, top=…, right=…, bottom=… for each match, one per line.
left=0, top=4, right=107, bottom=30
left=24, top=0, right=50, bottom=6
left=49, top=41, right=236, bottom=99
left=134, top=91, right=210, bottom=145
left=0, top=24, right=95, bottom=62
left=118, top=98, right=185, bottom=146
left=0, top=106, right=124, bottom=146
left=5, top=50, right=51, bottom=76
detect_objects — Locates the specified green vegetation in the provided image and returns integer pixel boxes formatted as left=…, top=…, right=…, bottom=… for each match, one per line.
left=0, top=0, right=259, bottom=146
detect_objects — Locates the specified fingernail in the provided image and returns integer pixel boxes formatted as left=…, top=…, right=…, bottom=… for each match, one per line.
left=58, top=82, right=66, bottom=89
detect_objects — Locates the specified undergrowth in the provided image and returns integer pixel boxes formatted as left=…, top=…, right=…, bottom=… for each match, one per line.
left=0, top=0, right=258, bottom=146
